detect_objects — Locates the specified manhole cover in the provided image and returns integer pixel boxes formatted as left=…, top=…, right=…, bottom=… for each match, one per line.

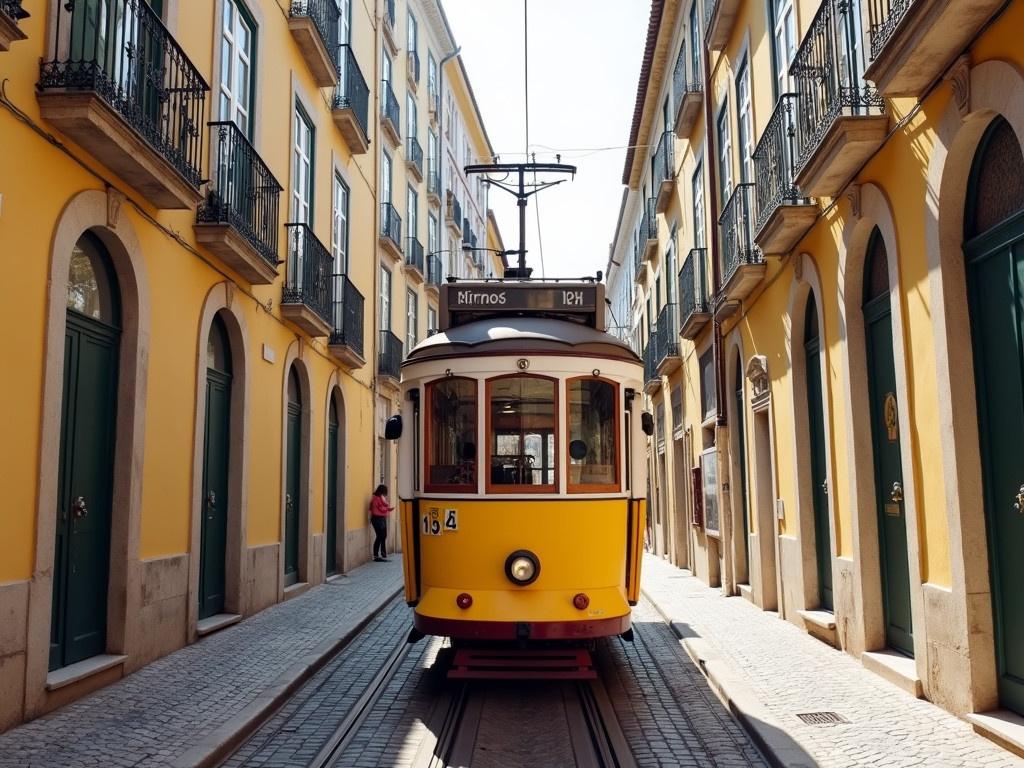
left=796, top=712, right=849, bottom=725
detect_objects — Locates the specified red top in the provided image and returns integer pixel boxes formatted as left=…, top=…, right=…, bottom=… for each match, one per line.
left=370, top=495, right=392, bottom=517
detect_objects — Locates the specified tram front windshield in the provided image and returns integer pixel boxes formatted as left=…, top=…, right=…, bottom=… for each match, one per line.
left=489, top=376, right=556, bottom=487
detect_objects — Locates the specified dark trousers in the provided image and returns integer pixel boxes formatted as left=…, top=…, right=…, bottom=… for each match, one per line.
left=371, top=516, right=388, bottom=558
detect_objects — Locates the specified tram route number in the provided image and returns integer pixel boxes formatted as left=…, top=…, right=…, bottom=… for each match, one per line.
left=421, top=507, right=458, bottom=536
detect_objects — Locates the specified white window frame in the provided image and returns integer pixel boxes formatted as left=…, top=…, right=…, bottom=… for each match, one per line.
left=292, top=104, right=313, bottom=224
left=406, top=288, right=418, bottom=352
left=716, top=103, right=733, bottom=204
left=692, top=160, right=705, bottom=248
left=407, top=184, right=418, bottom=242
left=219, top=0, right=254, bottom=134
left=736, top=57, right=753, bottom=183
left=332, top=173, right=349, bottom=274
left=772, top=0, right=797, bottom=97
left=380, top=266, right=391, bottom=331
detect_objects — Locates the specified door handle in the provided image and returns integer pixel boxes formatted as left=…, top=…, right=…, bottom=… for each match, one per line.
left=286, top=493, right=294, bottom=514
left=205, top=490, right=216, bottom=519
left=891, top=481, right=904, bottom=503
left=72, top=496, right=88, bottom=519
left=821, top=479, right=828, bottom=495
left=1014, top=485, right=1024, bottom=513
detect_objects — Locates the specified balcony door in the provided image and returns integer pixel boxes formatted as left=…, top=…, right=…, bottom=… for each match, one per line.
left=219, top=0, right=254, bottom=136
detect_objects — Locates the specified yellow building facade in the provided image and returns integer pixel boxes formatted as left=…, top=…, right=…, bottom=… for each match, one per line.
left=0, top=0, right=495, bottom=731
left=607, top=0, right=1024, bottom=745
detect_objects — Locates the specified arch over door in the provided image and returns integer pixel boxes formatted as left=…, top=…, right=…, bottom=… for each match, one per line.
left=964, top=117, right=1024, bottom=714
left=52, top=232, right=121, bottom=670
left=804, top=294, right=832, bottom=611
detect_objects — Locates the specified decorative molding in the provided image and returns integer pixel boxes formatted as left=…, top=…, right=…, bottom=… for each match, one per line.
left=945, top=55, right=971, bottom=121
left=746, top=354, right=771, bottom=412
left=106, top=187, right=126, bottom=228
left=224, top=281, right=235, bottom=310
left=846, top=184, right=861, bottom=219
left=794, top=252, right=807, bottom=283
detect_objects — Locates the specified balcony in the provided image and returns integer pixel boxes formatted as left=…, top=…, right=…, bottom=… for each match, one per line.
left=679, top=248, right=711, bottom=340
left=195, top=122, right=283, bottom=284
left=791, top=0, right=887, bottom=198
left=445, top=192, right=463, bottom=236
left=640, top=197, right=658, bottom=263
left=332, top=45, right=370, bottom=154
left=427, top=161, right=441, bottom=206
left=328, top=274, right=365, bottom=368
left=672, top=44, right=702, bottom=138
left=281, top=223, right=333, bottom=337
left=653, top=132, right=675, bottom=214
left=643, top=342, right=661, bottom=394
left=378, top=330, right=402, bottom=385
left=288, top=0, right=339, bottom=87
left=633, top=236, right=648, bottom=286
left=380, top=81, right=401, bottom=147
left=425, top=252, right=443, bottom=296
left=406, top=137, right=424, bottom=181
left=655, top=304, right=681, bottom=375
left=382, top=0, right=398, bottom=55
left=752, top=94, right=817, bottom=256
left=704, top=0, right=743, bottom=51
left=0, top=1, right=28, bottom=51
left=717, top=184, right=765, bottom=307
left=379, top=202, right=403, bottom=261
left=407, top=50, right=421, bottom=90
left=404, top=237, right=425, bottom=283
left=37, top=0, right=208, bottom=209
left=865, top=0, right=1004, bottom=97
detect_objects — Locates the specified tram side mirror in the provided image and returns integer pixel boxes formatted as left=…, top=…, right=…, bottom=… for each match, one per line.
left=569, top=440, right=588, bottom=461
left=641, top=412, right=655, bottom=437
left=384, top=415, right=403, bottom=440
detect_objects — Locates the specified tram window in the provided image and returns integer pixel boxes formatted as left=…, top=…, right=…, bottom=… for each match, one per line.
left=425, top=377, right=477, bottom=491
left=567, top=378, right=619, bottom=492
left=488, top=375, right=557, bottom=490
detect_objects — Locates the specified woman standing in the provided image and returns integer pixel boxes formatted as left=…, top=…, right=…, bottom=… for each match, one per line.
left=369, top=484, right=393, bottom=562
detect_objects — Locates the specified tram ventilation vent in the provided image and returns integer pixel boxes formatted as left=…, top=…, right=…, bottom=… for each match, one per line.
left=796, top=712, right=850, bottom=725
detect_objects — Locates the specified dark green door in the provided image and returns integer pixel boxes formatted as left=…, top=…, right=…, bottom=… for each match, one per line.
left=284, top=368, right=301, bottom=586
left=326, top=402, right=339, bottom=576
left=965, top=118, right=1024, bottom=714
left=735, top=361, right=750, bottom=578
left=864, top=231, right=913, bottom=655
left=199, top=317, right=231, bottom=620
left=805, top=295, right=833, bottom=611
left=52, top=235, right=120, bottom=671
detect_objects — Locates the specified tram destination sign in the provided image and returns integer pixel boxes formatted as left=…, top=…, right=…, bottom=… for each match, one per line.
left=441, top=282, right=605, bottom=331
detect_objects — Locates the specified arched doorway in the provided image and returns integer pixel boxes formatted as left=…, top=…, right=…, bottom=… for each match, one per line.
left=52, top=231, right=121, bottom=670
left=199, top=314, right=232, bottom=619
left=804, top=294, right=832, bottom=611
left=326, top=395, right=341, bottom=576
left=734, top=351, right=750, bottom=585
left=284, top=366, right=302, bottom=587
left=964, top=116, right=1024, bottom=714
left=863, top=228, right=913, bottom=656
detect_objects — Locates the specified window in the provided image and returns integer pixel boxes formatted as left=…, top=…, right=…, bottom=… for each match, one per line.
left=337, top=0, right=351, bottom=45
left=736, top=57, right=753, bottom=183
left=692, top=161, right=705, bottom=247
left=428, top=129, right=438, bottom=176
left=407, top=10, right=418, bottom=54
left=426, top=377, right=477, bottom=491
left=671, top=386, right=683, bottom=438
left=427, top=306, right=437, bottom=336
left=666, top=226, right=678, bottom=304
left=689, top=2, right=701, bottom=84
left=427, top=52, right=438, bottom=109
left=700, top=348, right=716, bottom=419
left=488, top=375, right=557, bottom=490
left=331, top=173, right=349, bottom=273
left=428, top=212, right=439, bottom=255
left=379, top=266, right=391, bottom=331
left=381, top=149, right=392, bottom=203
left=770, top=0, right=796, bottom=99
left=717, top=101, right=733, bottom=204
left=407, top=92, right=417, bottom=142
left=567, top=378, right=619, bottom=491
left=405, top=289, right=418, bottom=352
left=407, top=185, right=418, bottom=240
left=292, top=104, right=314, bottom=223
left=219, top=0, right=255, bottom=135
left=382, top=48, right=392, bottom=85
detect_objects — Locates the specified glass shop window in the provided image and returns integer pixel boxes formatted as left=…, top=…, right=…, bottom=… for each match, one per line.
left=488, top=375, right=557, bottom=490
left=567, top=378, right=619, bottom=492
left=426, top=377, right=477, bottom=492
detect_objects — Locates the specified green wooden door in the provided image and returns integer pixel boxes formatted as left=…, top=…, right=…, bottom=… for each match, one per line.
left=51, top=313, right=119, bottom=670
left=284, top=369, right=301, bottom=586
left=199, top=366, right=231, bottom=620
left=736, top=363, right=750, bottom=577
left=326, top=404, right=339, bottom=575
left=864, top=253, right=914, bottom=656
left=805, top=296, right=833, bottom=611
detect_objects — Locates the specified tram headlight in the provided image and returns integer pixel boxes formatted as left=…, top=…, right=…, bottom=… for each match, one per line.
left=504, top=550, right=540, bottom=586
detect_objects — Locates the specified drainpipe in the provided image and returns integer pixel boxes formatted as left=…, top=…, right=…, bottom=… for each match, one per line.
left=371, top=0, right=384, bottom=499
left=437, top=45, right=461, bottom=276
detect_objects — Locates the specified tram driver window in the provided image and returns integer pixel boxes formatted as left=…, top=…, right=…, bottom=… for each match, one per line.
left=567, top=378, right=618, bottom=492
left=426, top=377, right=477, bottom=491
left=488, top=375, right=557, bottom=490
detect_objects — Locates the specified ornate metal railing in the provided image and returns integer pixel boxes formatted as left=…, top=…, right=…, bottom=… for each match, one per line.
left=639, top=196, right=657, bottom=244
left=679, top=248, right=709, bottom=324
left=672, top=41, right=702, bottom=115
left=198, top=121, right=283, bottom=265
left=718, top=183, right=760, bottom=289
left=381, top=80, right=400, bottom=138
left=383, top=0, right=396, bottom=31
left=408, top=50, right=420, bottom=84
left=751, top=94, right=812, bottom=232
left=379, top=330, right=402, bottom=379
left=330, top=274, right=364, bottom=357
left=290, top=0, right=338, bottom=59
left=643, top=341, right=659, bottom=387
left=447, top=193, right=462, bottom=226
left=406, top=237, right=424, bottom=273
left=654, top=131, right=674, bottom=188
left=866, top=0, right=915, bottom=60
left=790, top=0, right=884, bottom=173
left=407, top=136, right=423, bottom=176
left=380, top=202, right=402, bottom=249
left=283, top=223, right=332, bottom=325
left=427, top=160, right=440, bottom=196
left=427, top=252, right=443, bottom=285
left=462, top=217, right=471, bottom=241
left=704, top=0, right=722, bottom=33
left=38, top=0, right=209, bottom=188
left=1, top=1, right=27, bottom=24
left=334, top=44, right=369, bottom=138
left=632, top=233, right=643, bottom=276
left=655, top=303, right=680, bottom=364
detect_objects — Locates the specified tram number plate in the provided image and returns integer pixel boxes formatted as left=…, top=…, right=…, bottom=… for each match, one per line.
left=421, top=508, right=458, bottom=535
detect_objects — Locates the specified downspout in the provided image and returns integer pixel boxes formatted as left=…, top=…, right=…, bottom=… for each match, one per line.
left=371, top=0, right=383, bottom=491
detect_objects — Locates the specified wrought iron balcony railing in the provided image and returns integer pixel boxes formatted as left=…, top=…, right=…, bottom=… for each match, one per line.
left=672, top=40, right=702, bottom=109
left=290, top=0, right=339, bottom=60
left=197, top=121, right=283, bottom=266
left=632, top=236, right=643, bottom=277
left=283, top=223, right=333, bottom=325
left=380, top=202, right=402, bottom=250
left=752, top=94, right=812, bottom=232
left=381, top=80, right=400, bottom=139
left=447, top=193, right=462, bottom=226
left=718, top=183, right=760, bottom=289
left=334, top=44, right=370, bottom=138
left=427, top=252, right=443, bottom=286
left=655, top=303, right=680, bottom=366
left=790, top=0, right=884, bottom=174
left=679, top=248, right=709, bottom=326
left=407, top=136, right=423, bottom=177
left=654, top=131, right=674, bottom=189
left=643, top=342, right=659, bottom=388
left=330, top=273, right=364, bottom=357
left=866, top=0, right=914, bottom=61
left=38, top=0, right=209, bottom=188
left=379, top=330, right=402, bottom=379
left=406, top=237, right=424, bottom=274
left=639, top=197, right=658, bottom=246
left=462, top=217, right=471, bottom=241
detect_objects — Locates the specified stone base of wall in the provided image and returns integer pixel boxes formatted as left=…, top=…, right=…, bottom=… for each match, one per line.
left=0, top=580, right=29, bottom=731
left=245, top=543, right=279, bottom=615
left=133, top=555, right=189, bottom=671
left=346, top=526, right=370, bottom=571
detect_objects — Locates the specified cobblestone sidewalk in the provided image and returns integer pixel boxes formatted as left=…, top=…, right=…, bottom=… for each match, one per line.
left=641, top=554, right=1024, bottom=768
left=0, top=559, right=404, bottom=768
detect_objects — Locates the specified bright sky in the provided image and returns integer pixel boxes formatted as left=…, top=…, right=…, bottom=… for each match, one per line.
left=442, top=0, right=650, bottom=279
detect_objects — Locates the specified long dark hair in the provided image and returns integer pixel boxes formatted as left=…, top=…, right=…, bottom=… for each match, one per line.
left=374, top=484, right=388, bottom=496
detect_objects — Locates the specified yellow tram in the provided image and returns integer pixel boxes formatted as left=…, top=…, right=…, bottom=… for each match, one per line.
left=392, top=279, right=649, bottom=649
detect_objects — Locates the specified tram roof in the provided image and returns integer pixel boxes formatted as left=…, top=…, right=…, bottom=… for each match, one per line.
left=403, top=317, right=641, bottom=365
